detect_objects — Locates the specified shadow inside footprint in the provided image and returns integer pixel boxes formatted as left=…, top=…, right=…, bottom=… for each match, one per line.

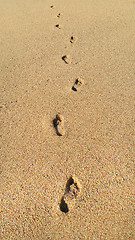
left=60, top=197, right=69, bottom=213
left=53, top=118, right=60, bottom=136
left=53, top=118, right=57, bottom=128
left=72, top=86, right=77, bottom=91
left=66, top=176, right=74, bottom=192
left=62, top=55, right=71, bottom=64
left=57, top=13, right=63, bottom=18
left=56, top=24, right=61, bottom=29
left=60, top=176, right=81, bottom=213
left=70, top=35, right=77, bottom=43
left=53, top=114, right=65, bottom=136
left=72, top=78, right=84, bottom=91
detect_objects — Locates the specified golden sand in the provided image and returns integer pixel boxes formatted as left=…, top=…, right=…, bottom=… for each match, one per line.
left=0, top=0, right=135, bottom=239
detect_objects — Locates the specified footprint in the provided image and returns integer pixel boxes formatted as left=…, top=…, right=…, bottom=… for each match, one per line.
left=62, top=55, right=71, bottom=64
left=60, top=175, right=81, bottom=213
left=57, top=13, right=63, bottom=18
left=70, top=35, right=77, bottom=43
left=72, top=78, right=84, bottom=91
left=56, top=24, right=62, bottom=29
left=53, top=113, right=65, bottom=136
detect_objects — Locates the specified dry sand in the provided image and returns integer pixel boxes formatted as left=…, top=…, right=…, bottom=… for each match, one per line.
left=0, top=0, right=135, bottom=239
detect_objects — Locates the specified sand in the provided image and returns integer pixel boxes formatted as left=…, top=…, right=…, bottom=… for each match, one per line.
left=0, top=0, right=135, bottom=239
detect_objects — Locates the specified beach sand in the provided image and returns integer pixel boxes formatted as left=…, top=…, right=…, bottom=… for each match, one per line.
left=0, top=0, right=135, bottom=239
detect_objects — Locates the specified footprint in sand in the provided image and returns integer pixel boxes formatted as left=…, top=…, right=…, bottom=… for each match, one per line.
left=57, top=13, right=63, bottom=18
left=56, top=24, right=62, bottom=29
left=72, top=78, right=84, bottom=91
left=53, top=113, right=65, bottom=136
left=62, top=55, right=71, bottom=64
left=70, top=35, right=77, bottom=44
left=60, top=176, right=81, bottom=213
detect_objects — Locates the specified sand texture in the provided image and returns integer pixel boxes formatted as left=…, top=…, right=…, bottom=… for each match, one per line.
left=0, top=0, right=135, bottom=239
